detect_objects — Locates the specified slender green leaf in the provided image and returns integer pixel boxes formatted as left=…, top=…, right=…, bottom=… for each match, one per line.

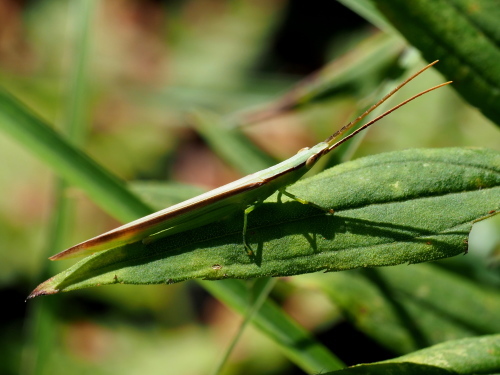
left=338, top=0, right=393, bottom=31
left=191, top=110, right=276, bottom=175
left=22, top=3, right=97, bottom=375
left=62, top=0, right=94, bottom=143
left=0, top=88, right=152, bottom=222
left=204, top=279, right=345, bottom=373
left=209, top=277, right=279, bottom=375
left=231, top=32, right=405, bottom=125
left=297, top=262, right=500, bottom=354
left=324, top=334, right=500, bottom=374
left=129, top=181, right=206, bottom=210
left=372, top=264, right=500, bottom=334
left=31, top=148, right=499, bottom=294
left=371, top=0, right=500, bottom=126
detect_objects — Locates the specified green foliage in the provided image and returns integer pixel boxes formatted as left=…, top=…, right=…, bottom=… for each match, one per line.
left=204, top=279, right=345, bottom=373
left=30, top=148, right=499, bottom=295
left=1, top=1, right=499, bottom=375
left=299, top=263, right=500, bottom=354
left=324, top=334, right=500, bottom=374
left=0, top=88, right=152, bottom=222
left=192, top=110, right=277, bottom=174
left=372, top=0, right=500, bottom=127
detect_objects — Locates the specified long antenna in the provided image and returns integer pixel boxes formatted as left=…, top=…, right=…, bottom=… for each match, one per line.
left=324, top=60, right=443, bottom=147
left=327, top=80, right=452, bottom=152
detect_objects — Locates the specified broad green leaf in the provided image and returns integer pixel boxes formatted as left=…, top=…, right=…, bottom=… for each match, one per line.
left=296, top=262, right=500, bottom=354
left=30, top=148, right=499, bottom=295
left=324, top=334, right=500, bottom=374
left=371, top=0, right=500, bottom=127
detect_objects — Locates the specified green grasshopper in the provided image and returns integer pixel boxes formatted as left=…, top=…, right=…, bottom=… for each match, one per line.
left=49, top=60, right=450, bottom=261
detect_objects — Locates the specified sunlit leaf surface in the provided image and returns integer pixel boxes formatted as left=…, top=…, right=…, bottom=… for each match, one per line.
left=31, top=148, right=499, bottom=296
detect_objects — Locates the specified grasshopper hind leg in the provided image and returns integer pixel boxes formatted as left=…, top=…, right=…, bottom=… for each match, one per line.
left=242, top=190, right=333, bottom=257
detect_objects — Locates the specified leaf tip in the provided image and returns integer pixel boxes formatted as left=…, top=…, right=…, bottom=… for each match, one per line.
left=26, top=278, right=60, bottom=300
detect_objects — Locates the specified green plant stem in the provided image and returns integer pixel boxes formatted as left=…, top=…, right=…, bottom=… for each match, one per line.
left=210, top=277, right=279, bottom=375
left=21, top=1, right=97, bottom=374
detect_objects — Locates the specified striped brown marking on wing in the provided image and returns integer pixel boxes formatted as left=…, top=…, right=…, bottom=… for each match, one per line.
left=260, top=158, right=310, bottom=184
left=49, top=180, right=266, bottom=260
left=255, top=147, right=327, bottom=189
left=118, top=180, right=266, bottom=233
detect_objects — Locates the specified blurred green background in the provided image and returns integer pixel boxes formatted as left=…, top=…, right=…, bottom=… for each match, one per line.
left=0, top=1, right=499, bottom=375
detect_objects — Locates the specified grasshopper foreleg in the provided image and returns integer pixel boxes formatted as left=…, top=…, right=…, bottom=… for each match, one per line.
left=243, top=202, right=261, bottom=256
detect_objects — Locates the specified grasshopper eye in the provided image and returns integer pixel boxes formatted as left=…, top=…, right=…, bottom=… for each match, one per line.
left=297, top=147, right=310, bottom=154
left=305, top=153, right=320, bottom=168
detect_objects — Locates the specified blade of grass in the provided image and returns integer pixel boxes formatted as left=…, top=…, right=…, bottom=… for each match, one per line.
left=0, top=88, right=152, bottom=222
left=337, top=0, right=393, bottom=32
left=204, top=279, right=345, bottom=373
left=191, top=110, right=277, bottom=175
left=21, top=2, right=97, bottom=375
left=229, top=32, right=405, bottom=126
left=296, top=261, right=500, bottom=354
left=323, top=334, right=500, bottom=374
left=210, top=277, right=279, bottom=375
